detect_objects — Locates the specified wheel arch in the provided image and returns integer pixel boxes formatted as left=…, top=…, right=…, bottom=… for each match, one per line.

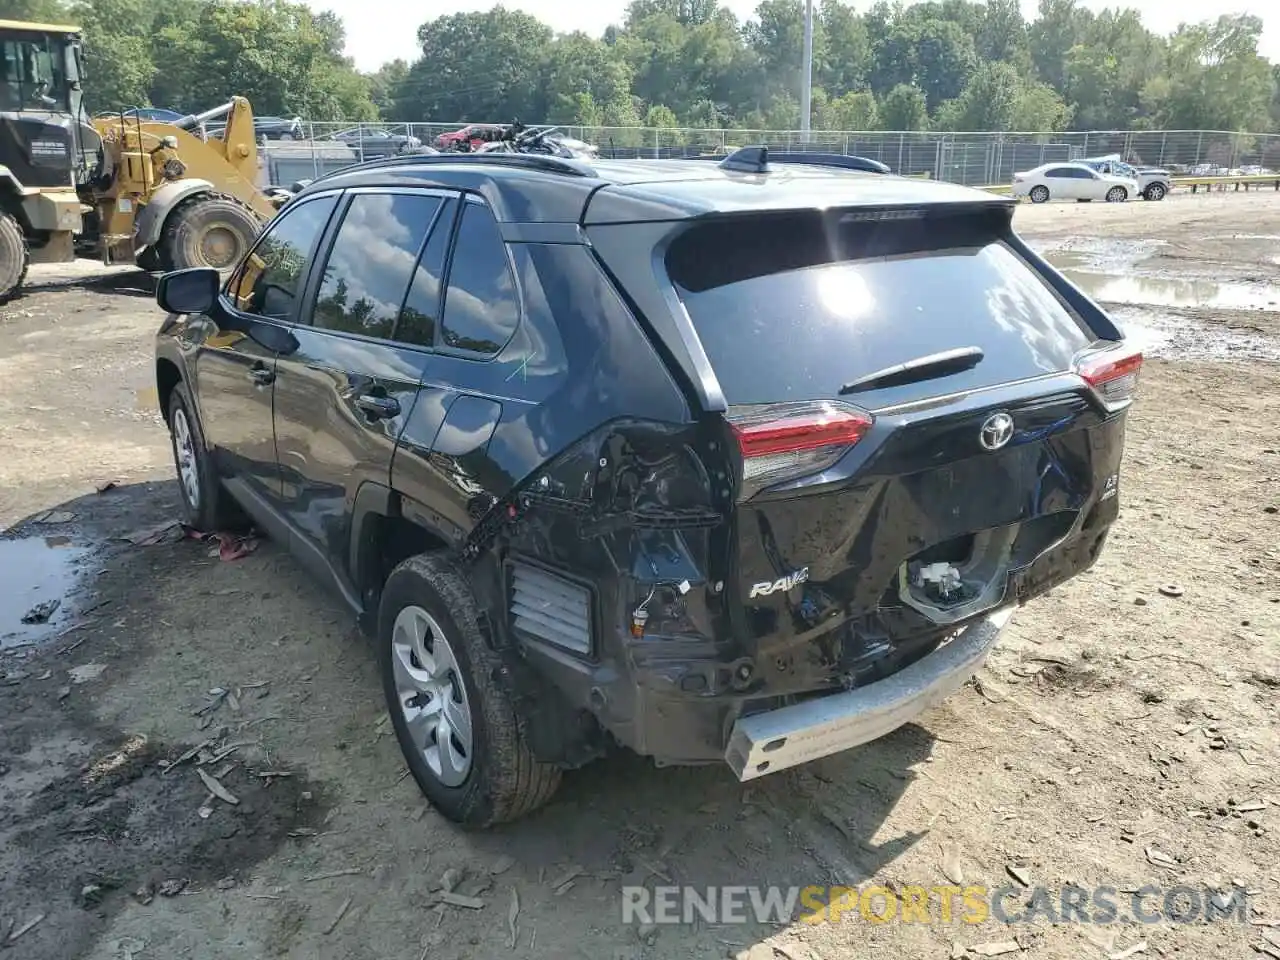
left=0, top=166, right=33, bottom=227
left=350, top=482, right=456, bottom=622
left=135, top=179, right=216, bottom=249
left=155, top=356, right=183, bottom=420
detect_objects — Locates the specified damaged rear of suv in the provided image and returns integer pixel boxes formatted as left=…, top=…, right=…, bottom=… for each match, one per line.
left=157, top=147, right=1140, bottom=828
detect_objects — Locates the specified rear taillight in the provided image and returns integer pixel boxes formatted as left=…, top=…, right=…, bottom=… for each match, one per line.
left=1075, top=344, right=1143, bottom=412
left=728, top=400, right=873, bottom=499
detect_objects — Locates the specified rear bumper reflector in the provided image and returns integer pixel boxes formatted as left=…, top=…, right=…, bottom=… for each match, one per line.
left=723, top=607, right=1014, bottom=780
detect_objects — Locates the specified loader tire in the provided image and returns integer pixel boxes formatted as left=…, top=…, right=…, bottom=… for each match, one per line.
left=160, top=195, right=260, bottom=273
left=0, top=211, right=29, bottom=304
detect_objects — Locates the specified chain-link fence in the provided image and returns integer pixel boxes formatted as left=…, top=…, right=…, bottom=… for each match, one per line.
left=259, top=122, right=1280, bottom=189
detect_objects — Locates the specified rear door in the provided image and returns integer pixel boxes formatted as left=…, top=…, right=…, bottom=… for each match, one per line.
left=656, top=207, right=1132, bottom=654
left=270, top=187, right=452, bottom=589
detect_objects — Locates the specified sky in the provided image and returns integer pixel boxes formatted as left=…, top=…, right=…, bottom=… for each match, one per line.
left=318, top=0, right=1276, bottom=72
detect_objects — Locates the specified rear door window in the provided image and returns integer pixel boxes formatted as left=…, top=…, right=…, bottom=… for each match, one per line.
left=439, top=200, right=520, bottom=357
left=665, top=210, right=1095, bottom=408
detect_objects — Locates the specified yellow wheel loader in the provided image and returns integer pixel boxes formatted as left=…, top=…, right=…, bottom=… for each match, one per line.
left=0, top=19, right=277, bottom=303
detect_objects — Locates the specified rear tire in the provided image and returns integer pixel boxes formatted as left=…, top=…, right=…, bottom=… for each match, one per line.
left=1029, top=185, right=1050, bottom=204
left=379, top=553, right=562, bottom=828
left=159, top=195, right=261, bottom=273
left=1144, top=182, right=1167, bottom=201
left=0, top=211, right=29, bottom=304
left=1106, top=186, right=1128, bottom=202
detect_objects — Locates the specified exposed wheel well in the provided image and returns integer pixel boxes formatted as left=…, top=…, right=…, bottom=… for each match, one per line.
left=357, top=511, right=450, bottom=613
left=156, top=358, right=182, bottom=420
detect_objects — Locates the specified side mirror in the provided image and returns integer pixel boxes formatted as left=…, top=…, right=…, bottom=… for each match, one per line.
left=156, top=267, right=220, bottom=314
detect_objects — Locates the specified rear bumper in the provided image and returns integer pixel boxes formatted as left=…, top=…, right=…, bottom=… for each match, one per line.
left=723, top=607, right=1014, bottom=780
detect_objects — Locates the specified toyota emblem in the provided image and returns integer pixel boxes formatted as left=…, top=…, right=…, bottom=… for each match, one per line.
left=979, top=412, right=1015, bottom=451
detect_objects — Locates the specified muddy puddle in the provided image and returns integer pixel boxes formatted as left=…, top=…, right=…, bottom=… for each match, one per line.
left=0, top=536, right=93, bottom=649
left=1041, top=245, right=1280, bottom=362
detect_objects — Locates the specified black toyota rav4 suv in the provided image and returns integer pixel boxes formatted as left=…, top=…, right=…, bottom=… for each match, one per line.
left=154, top=147, right=1140, bottom=828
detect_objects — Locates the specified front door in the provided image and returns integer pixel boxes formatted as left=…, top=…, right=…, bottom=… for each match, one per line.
left=194, top=193, right=338, bottom=503
left=271, top=188, right=454, bottom=592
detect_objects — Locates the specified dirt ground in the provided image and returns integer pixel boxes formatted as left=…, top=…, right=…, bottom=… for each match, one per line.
left=0, top=192, right=1277, bottom=960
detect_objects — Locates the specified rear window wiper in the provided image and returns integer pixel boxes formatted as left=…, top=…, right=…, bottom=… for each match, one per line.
left=838, top=346, right=984, bottom=395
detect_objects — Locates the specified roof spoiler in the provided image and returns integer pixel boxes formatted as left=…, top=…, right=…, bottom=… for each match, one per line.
left=716, top=145, right=891, bottom=175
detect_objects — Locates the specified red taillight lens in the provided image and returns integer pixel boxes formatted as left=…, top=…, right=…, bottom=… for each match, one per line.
left=1075, top=344, right=1143, bottom=412
left=728, top=400, right=873, bottom=499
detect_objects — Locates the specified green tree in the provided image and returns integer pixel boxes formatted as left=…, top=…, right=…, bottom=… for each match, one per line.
left=817, top=89, right=877, bottom=130
left=0, top=0, right=71, bottom=18
left=367, top=59, right=409, bottom=120
left=542, top=32, right=632, bottom=124
left=396, top=7, right=553, bottom=121
left=878, top=83, right=928, bottom=130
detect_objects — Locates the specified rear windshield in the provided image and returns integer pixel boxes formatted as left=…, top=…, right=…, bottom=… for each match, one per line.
left=666, top=210, right=1094, bottom=407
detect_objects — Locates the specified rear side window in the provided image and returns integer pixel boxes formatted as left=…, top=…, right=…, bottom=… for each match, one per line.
left=397, top=198, right=456, bottom=348
left=228, top=194, right=336, bottom=320
left=440, top=201, right=520, bottom=356
left=666, top=210, right=1094, bottom=407
left=312, top=193, right=441, bottom=340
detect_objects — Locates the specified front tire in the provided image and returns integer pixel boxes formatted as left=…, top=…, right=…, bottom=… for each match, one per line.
left=0, top=211, right=29, bottom=304
left=159, top=195, right=261, bottom=273
left=1029, top=185, right=1050, bottom=204
left=167, top=382, right=243, bottom=531
left=379, top=553, right=561, bottom=828
left=1144, top=182, right=1167, bottom=201
left=1106, top=186, right=1128, bottom=202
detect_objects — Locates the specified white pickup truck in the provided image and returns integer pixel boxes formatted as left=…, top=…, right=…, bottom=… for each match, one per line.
left=1080, top=155, right=1173, bottom=201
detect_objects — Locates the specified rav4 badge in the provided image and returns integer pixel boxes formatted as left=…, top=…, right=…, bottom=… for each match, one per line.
left=749, top=568, right=810, bottom=598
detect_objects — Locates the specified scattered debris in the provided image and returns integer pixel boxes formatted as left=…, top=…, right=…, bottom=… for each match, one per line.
left=32, top=510, right=76, bottom=524
left=1234, top=800, right=1268, bottom=813
left=440, top=868, right=463, bottom=893
left=941, top=842, right=965, bottom=884
left=303, top=868, right=364, bottom=882
left=134, top=883, right=155, bottom=905
left=6, top=913, right=45, bottom=943
left=68, top=662, right=106, bottom=683
left=507, top=888, right=520, bottom=949
left=637, top=920, right=658, bottom=944
left=216, top=877, right=238, bottom=891
left=1006, top=865, right=1031, bottom=887
left=96, top=480, right=118, bottom=494
left=21, top=598, right=61, bottom=624
left=550, top=865, right=584, bottom=891
left=969, top=942, right=1021, bottom=957
left=160, top=737, right=216, bottom=774
left=1145, top=846, right=1179, bottom=869
left=439, top=892, right=485, bottom=910
left=287, top=827, right=319, bottom=838
left=57, top=685, right=71, bottom=701
left=490, top=855, right=515, bottom=876
left=1108, top=945, right=1147, bottom=960
left=1158, top=583, right=1185, bottom=598
left=323, top=896, right=354, bottom=935
left=196, top=768, right=240, bottom=806
left=157, top=878, right=189, bottom=897
left=121, top=520, right=184, bottom=546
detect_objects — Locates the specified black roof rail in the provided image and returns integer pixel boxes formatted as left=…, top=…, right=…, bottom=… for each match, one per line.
left=305, top=151, right=596, bottom=187
left=715, top=145, right=891, bottom=175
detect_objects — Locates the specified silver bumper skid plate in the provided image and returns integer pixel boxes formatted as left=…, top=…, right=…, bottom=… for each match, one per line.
left=724, top=607, right=1014, bottom=780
